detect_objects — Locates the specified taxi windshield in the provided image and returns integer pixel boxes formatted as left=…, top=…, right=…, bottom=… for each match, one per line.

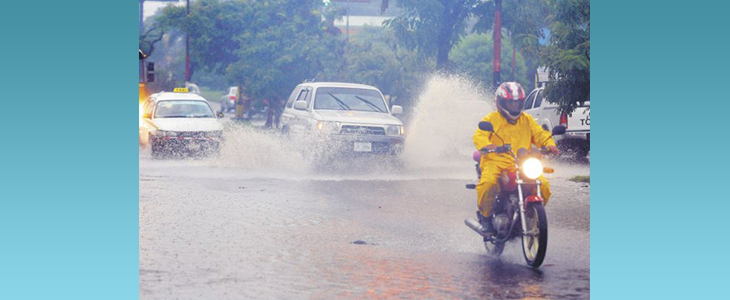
left=314, top=87, right=387, bottom=113
left=155, top=100, right=214, bottom=118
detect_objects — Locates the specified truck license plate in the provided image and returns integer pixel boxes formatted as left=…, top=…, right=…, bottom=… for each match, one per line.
left=354, top=142, right=372, bottom=152
left=187, top=143, right=201, bottom=151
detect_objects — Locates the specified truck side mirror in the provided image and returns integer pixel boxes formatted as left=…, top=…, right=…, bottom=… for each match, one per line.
left=294, top=100, right=307, bottom=110
left=391, top=105, right=403, bottom=115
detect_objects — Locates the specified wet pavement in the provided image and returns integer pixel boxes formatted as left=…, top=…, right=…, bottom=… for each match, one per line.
left=140, top=82, right=589, bottom=299
left=139, top=148, right=589, bottom=300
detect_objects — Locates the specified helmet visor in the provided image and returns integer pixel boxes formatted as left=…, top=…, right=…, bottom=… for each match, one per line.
left=499, top=98, right=525, bottom=116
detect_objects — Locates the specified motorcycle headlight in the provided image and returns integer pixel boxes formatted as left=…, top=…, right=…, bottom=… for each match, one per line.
left=522, top=158, right=543, bottom=179
left=386, top=125, right=404, bottom=136
left=316, top=121, right=340, bottom=133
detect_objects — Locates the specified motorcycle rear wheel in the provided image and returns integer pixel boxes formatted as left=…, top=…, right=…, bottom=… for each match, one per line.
left=522, top=202, right=548, bottom=268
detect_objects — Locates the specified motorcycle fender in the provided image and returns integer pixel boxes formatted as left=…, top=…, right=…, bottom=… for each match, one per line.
left=526, top=195, right=543, bottom=203
left=525, top=195, right=543, bottom=208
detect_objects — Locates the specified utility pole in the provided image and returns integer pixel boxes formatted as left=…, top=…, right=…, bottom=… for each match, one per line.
left=139, top=0, right=144, bottom=35
left=185, top=0, right=191, bottom=82
left=493, top=0, right=502, bottom=86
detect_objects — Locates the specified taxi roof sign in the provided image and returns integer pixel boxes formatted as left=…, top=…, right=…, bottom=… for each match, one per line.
left=173, top=87, right=189, bottom=93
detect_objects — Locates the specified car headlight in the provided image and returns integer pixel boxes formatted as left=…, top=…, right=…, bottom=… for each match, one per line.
left=316, top=121, right=340, bottom=132
left=155, top=130, right=178, bottom=137
left=386, top=125, right=404, bottom=136
left=522, top=158, right=543, bottom=180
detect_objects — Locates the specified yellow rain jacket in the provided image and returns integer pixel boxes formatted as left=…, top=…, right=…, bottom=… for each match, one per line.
left=473, top=111, right=557, bottom=217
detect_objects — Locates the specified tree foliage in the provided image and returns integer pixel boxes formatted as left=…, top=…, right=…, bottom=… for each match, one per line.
left=385, top=0, right=481, bottom=70
left=148, top=0, right=588, bottom=117
left=226, top=0, right=344, bottom=102
left=472, top=0, right=548, bottom=57
left=540, top=0, right=589, bottom=114
left=156, top=0, right=344, bottom=107
left=156, top=0, right=250, bottom=78
left=450, top=33, right=528, bottom=89
left=342, top=26, right=433, bottom=107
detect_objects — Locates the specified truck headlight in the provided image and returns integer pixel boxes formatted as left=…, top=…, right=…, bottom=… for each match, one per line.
left=386, top=125, right=404, bottom=136
left=316, top=121, right=340, bottom=132
left=522, top=158, right=543, bottom=179
left=155, top=130, right=178, bottom=137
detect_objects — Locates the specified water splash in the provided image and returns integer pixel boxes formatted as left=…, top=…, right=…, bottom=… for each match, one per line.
left=216, top=125, right=308, bottom=172
left=403, top=74, right=494, bottom=170
left=145, top=74, right=499, bottom=180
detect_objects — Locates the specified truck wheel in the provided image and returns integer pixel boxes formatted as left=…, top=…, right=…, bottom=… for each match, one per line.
left=575, top=143, right=590, bottom=158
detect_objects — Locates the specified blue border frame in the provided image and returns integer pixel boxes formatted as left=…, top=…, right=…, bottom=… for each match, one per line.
left=2, top=0, right=730, bottom=299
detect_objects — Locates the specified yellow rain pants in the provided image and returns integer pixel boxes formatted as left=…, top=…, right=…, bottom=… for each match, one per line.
left=473, top=112, right=557, bottom=217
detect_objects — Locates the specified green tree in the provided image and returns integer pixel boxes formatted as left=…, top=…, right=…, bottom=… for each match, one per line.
left=540, top=0, right=589, bottom=114
left=342, top=26, right=433, bottom=108
left=156, top=0, right=345, bottom=125
left=225, top=0, right=346, bottom=126
left=450, top=33, right=528, bottom=88
left=472, top=0, right=549, bottom=88
left=385, top=0, right=481, bottom=70
left=156, top=0, right=250, bottom=79
left=139, top=24, right=164, bottom=57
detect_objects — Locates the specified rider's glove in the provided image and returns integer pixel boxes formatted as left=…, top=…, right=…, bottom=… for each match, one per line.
left=547, top=145, right=560, bottom=156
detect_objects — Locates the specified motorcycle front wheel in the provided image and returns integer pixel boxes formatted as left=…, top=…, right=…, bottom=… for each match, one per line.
left=522, top=202, right=548, bottom=268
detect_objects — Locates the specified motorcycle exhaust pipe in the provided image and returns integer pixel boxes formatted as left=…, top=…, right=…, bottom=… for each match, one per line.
left=465, top=218, right=488, bottom=237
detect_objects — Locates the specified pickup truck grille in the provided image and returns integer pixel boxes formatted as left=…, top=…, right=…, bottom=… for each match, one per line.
left=177, top=131, right=206, bottom=138
left=339, top=125, right=385, bottom=135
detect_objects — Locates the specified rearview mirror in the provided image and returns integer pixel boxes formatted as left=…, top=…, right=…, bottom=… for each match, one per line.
left=391, top=105, right=403, bottom=115
left=551, top=125, right=566, bottom=135
left=217, top=111, right=224, bottom=118
left=294, top=100, right=307, bottom=110
left=478, top=121, right=494, bottom=132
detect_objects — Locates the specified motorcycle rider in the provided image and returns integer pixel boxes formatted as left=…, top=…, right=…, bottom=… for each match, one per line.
left=473, top=82, right=559, bottom=234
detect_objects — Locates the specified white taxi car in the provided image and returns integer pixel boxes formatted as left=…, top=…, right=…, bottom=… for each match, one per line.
left=139, top=88, right=224, bottom=157
left=280, top=82, right=404, bottom=155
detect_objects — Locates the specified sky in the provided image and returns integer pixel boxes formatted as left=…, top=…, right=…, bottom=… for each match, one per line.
left=142, top=0, right=183, bottom=21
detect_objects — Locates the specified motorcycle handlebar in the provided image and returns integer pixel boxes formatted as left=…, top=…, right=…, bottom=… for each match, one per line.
left=480, top=146, right=557, bottom=157
left=480, top=145, right=511, bottom=154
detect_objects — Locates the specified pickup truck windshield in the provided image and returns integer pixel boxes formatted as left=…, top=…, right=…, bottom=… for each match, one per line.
left=155, top=100, right=214, bottom=118
left=314, top=87, right=387, bottom=113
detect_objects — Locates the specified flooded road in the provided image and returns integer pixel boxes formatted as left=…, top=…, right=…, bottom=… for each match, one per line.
left=140, top=76, right=589, bottom=299
left=139, top=150, right=589, bottom=299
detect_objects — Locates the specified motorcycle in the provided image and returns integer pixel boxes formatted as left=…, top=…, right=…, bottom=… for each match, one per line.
left=465, top=121, right=566, bottom=268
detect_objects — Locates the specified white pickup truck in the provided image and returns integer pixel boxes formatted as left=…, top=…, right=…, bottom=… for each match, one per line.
left=524, top=87, right=590, bottom=157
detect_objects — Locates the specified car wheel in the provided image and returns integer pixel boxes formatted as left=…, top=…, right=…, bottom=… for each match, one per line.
left=150, top=138, right=163, bottom=159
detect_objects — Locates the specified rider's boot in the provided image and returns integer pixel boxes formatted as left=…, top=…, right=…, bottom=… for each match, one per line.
left=477, top=211, right=497, bottom=236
